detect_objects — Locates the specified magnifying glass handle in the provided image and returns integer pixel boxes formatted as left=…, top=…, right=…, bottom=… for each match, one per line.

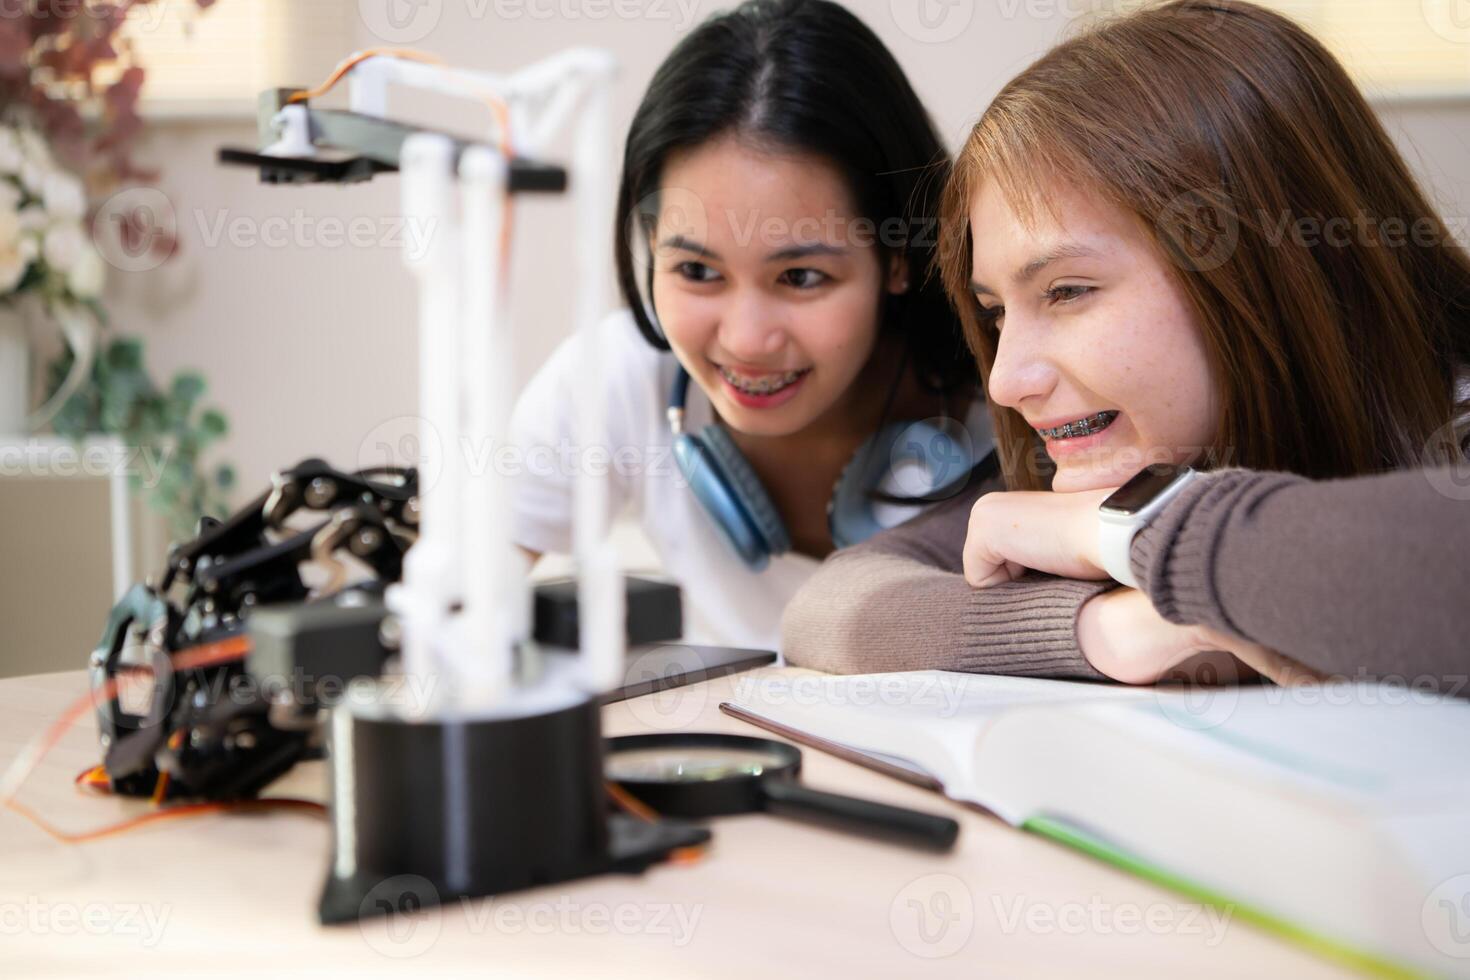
left=760, top=779, right=959, bottom=851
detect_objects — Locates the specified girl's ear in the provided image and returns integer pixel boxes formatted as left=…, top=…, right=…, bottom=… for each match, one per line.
left=886, top=252, right=911, bottom=295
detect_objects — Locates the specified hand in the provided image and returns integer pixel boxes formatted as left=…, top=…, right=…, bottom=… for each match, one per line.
left=1077, top=588, right=1330, bottom=687
left=962, top=488, right=1114, bottom=587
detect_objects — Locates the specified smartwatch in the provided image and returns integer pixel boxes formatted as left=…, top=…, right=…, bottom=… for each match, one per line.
left=1097, top=463, right=1199, bottom=589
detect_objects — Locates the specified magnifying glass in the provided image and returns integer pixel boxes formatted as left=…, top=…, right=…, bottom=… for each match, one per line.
left=606, top=733, right=959, bottom=851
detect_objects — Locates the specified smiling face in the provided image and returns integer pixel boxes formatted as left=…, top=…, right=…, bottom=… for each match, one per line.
left=968, top=177, right=1221, bottom=492
left=650, top=135, right=902, bottom=438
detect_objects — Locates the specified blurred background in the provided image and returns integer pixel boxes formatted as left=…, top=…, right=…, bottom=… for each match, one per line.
left=3, top=0, right=1469, bottom=677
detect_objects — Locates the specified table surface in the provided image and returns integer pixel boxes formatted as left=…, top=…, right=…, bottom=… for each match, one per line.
left=0, top=667, right=1354, bottom=980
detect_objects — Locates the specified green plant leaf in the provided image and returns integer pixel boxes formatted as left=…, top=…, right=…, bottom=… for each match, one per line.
left=199, top=409, right=227, bottom=439
left=171, top=372, right=205, bottom=407
left=106, top=338, right=144, bottom=372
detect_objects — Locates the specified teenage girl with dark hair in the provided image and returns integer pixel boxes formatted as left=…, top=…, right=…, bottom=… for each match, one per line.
left=510, top=0, right=990, bottom=648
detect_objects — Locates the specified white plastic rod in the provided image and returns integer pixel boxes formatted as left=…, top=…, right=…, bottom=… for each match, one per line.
left=571, top=66, right=625, bottom=693
left=392, top=133, right=460, bottom=688
left=457, top=145, right=514, bottom=707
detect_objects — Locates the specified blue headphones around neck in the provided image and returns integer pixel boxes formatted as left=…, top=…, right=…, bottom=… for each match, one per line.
left=667, top=366, right=991, bottom=571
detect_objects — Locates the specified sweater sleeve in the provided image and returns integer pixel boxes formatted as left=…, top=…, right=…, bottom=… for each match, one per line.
left=1130, top=465, right=1470, bottom=687
left=782, top=482, right=1113, bottom=678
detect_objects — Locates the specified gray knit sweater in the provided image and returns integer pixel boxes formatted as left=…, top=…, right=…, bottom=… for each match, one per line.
left=780, top=466, right=1470, bottom=692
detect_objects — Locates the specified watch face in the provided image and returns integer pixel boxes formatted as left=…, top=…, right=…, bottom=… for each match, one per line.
left=1101, top=463, right=1185, bottom=516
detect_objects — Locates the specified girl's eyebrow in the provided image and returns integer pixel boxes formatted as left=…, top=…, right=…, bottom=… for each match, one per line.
left=655, top=238, right=849, bottom=263
left=971, top=242, right=1103, bottom=295
left=766, top=243, right=847, bottom=262
left=659, top=235, right=719, bottom=260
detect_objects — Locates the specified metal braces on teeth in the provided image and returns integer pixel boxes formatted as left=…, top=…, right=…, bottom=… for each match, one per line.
left=720, top=367, right=806, bottom=396
left=1038, top=411, right=1118, bottom=439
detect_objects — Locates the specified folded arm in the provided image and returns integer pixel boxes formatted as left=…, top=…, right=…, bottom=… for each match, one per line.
left=781, top=486, right=1112, bottom=678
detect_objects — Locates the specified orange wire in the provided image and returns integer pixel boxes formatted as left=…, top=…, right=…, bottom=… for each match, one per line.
left=285, top=48, right=446, bottom=105
left=605, top=781, right=658, bottom=823
left=3, top=635, right=257, bottom=840
left=8, top=796, right=325, bottom=845
left=604, top=781, right=707, bottom=867
left=282, top=48, right=518, bottom=280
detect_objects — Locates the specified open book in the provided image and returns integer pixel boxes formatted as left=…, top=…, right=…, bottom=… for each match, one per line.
left=723, top=671, right=1470, bottom=978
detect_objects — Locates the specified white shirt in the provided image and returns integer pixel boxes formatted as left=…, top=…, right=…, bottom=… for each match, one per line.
left=508, top=309, right=992, bottom=652
left=510, top=310, right=818, bottom=651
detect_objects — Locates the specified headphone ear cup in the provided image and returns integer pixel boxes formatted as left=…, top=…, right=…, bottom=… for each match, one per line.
left=829, top=419, right=979, bottom=549
left=673, top=429, right=790, bottom=571
left=697, top=425, right=791, bottom=557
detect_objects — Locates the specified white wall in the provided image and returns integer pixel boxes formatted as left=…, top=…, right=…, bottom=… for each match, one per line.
left=103, top=0, right=1470, bottom=540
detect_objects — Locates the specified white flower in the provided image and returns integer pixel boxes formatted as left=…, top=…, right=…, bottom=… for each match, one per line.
left=17, top=204, right=45, bottom=233
left=42, top=222, right=85, bottom=273
left=0, top=130, right=21, bottom=176
left=42, top=171, right=85, bottom=221
left=67, top=244, right=104, bottom=299
left=18, top=128, right=52, bottom=168
left=0, top=180, right=20, bottom=217
left=20, top=160, right=47, bottom=195
left=0, top=209, right=29, bottom=293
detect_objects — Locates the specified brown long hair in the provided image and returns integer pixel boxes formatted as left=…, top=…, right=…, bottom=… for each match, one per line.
left=939, top=0, right=1470, bottom=490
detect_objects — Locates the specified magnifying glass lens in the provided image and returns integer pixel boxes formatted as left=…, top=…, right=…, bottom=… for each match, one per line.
left=605, top=745, right=788, bottom=783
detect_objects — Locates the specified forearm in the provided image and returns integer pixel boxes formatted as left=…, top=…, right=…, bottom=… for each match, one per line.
left=781, top=549, right=1111, bottom=678
left=1131, top=466, right=1470, bottom=685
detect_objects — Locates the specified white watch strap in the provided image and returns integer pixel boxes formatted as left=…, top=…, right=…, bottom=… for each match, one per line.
left=1097, top=515, right=1142, bottom=589
left=1096, top=468, right=1200, bottom=590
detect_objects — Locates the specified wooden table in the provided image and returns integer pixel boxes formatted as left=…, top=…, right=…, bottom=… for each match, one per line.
left=0, top=667, right=1352, bottom=979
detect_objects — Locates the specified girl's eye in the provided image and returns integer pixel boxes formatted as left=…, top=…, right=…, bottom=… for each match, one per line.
left=779, top=268, right=828, bottom=289
left=1045, top=284, right=1093, bottom=305
left=976, top=302, right=1004, bottom=331
left=676, top=261, right=721, bottom=283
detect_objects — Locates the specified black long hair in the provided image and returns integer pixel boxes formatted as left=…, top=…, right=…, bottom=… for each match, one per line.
left=613, top=0, right=972, bottom=393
